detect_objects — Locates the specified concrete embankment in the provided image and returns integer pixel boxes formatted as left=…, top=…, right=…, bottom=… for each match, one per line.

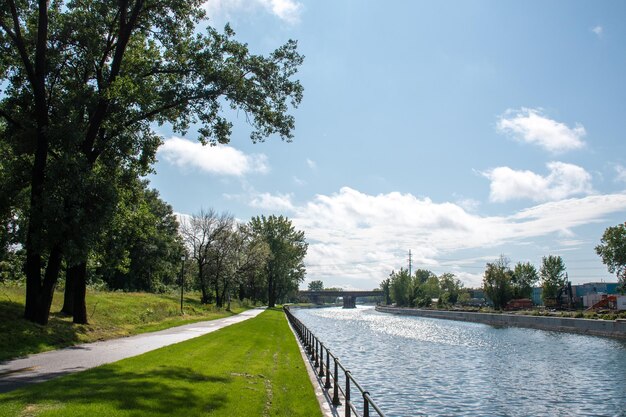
left=375, top=306, right=626, bottom=339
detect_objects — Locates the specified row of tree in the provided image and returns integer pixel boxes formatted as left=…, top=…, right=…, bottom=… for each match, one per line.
left=481, top=255, right=561, bottom=309
left=380, top=269, right=465, bottom=308
left=181, top=211, right=307, bottom=308
left=0, top=1, right=304, bottom=325
left=379, top=222, right=626, bottom=310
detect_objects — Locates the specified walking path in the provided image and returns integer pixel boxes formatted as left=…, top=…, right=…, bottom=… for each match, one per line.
left=0, top=307, right=265, bottom=393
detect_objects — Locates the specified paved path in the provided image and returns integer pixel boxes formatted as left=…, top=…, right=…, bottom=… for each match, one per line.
left=0, top=307, right=265, bottom=393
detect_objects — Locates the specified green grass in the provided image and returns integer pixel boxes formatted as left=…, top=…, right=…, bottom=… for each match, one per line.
left=0, top=308, right=322, bottom=417
left=0, top=284, right=250, bottom=361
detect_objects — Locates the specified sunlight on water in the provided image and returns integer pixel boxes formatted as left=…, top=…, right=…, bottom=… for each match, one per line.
left=293, top=306, right=626, bottom=417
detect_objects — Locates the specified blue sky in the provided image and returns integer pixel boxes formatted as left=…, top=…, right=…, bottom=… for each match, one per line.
left=149, top=0, right=626, bottom=290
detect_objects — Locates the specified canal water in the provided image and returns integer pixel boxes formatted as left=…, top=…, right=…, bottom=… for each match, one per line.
left=291, top=306, right=626, bottom=417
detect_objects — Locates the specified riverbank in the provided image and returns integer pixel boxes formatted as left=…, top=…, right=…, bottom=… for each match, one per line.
left=376, top=305, right=626, bottom=339
left=0, top=308, right=322, bottom=417
left=0, top=285, right=250, bottom=361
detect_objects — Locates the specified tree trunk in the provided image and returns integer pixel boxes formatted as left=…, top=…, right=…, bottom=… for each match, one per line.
left=30, top=245, right=63, bottom=325
left=268, top=274, right=275, bottom=308
left=198, top=263, right=209, bottom=304
left=61, top=264, right=77, bottom=315
left=72, top=262, right=88, bottom=324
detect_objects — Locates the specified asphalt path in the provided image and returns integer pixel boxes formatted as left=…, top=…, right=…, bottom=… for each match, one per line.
left=0, top=307, right=265, bottom=393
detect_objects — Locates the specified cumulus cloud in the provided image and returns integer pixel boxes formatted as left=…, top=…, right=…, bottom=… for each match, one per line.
left=483, top=162, right=594, bottom=202
left=497, top=108, right=586, bottom=153
left=280, top=187, right=626, bottom=289
left=203, top=0, right=302, bottom=24
left=249, top=192, right=295, bottom=212
left=158, top=137, right=268, bottom=176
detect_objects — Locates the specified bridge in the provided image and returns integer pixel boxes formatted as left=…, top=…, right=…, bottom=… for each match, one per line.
left=298, top=290, right=383, bottom=308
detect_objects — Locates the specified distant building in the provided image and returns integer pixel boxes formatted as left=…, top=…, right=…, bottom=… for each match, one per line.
left=532, top=281, right=620, bottom=307
left=573, top=282, right=620, bottom=297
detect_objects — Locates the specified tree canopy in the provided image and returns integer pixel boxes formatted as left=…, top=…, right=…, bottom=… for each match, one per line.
left=249, top=215, right=307, bottom=307
left=595, top=222, right=626, bottom=292
left=482, top=255, right=513, bottom=310
left=540, top=255, right=567, bottom=302
left=0, top=1, right=303, bottom=324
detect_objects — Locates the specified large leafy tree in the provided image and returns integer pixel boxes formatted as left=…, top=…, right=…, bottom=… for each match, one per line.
left=389, top=268, right=411, bottom=307
left=595, top=223, right=626, bottom=292
left=482, top=255, right=513, bottom=309
left=540, top=255, right=566, bottom=302
left=96, top=180, right=184, bottom=293
left=0, top=1, right=303, bottom=324
left=307, top=280, right=324, bottom=291
left=511, top=261, right=538, bottom=299
left=249, top=215, right=307, bottom=307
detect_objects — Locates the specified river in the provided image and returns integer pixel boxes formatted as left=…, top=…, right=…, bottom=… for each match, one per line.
left=291, top=306, right=626, bottom=417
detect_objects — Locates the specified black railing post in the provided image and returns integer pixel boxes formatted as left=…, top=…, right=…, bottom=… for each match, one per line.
left=318, top=343, right=325, bottom=377
left=332, top=358, right=340, bottom=406
left=314, top=338, right=319, bottom=367
left=311, top=336, right=316, bottom=361
left=325, top=349, right=331, bottom=388
left=345, top=370, right=351, bottom=417
left=363, top=392, right=370, bottom=417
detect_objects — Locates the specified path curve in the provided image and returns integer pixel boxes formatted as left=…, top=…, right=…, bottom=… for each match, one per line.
left=0, top=307, right=265, bottom=393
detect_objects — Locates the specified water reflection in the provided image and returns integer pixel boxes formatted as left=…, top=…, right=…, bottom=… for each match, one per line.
left=292, top=306, right=626, bottom=417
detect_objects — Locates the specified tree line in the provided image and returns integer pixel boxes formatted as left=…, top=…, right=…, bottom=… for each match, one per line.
left=181, top=211, right=307, bottom=309
left=381, top=220, right=626, bottom=310
left=0, top=1, right=304, bottom=325
left=380, top=269, right=465, bottom=308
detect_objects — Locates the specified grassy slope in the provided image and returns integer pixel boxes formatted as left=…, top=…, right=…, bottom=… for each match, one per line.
left=0, top=308, right=322, bottom=417
left=0, top=285, right=248, bottom=361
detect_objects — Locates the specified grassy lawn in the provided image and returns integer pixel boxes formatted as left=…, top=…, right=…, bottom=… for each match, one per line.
left=0, top=308, right=321, bottom=417
left=0, top=284, right=250, bottom=362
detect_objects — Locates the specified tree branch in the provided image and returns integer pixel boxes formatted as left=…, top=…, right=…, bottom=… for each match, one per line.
left=0, top=108, right=23, bottom=129
left=3, top=0, right=36, bottom=85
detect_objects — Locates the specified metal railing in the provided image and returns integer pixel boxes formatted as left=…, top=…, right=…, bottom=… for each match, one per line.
left=284, top=306, right=387, bottom=417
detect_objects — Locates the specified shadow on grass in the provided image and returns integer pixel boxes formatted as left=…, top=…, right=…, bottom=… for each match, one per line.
left=2, top=366, right=230, bottom=416
left=0, top=300, right=85, bottom=363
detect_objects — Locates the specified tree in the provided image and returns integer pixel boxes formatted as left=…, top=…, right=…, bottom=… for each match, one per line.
left=230, top=224, right=270, bottom=307
left=511, top=262, right=538, bottom=299
left=379, top=278, right=391, bottom=305
left=180, top=209, right=232, bottom=304
left=540, top=255, right=566, bottom=302
left=308, top=280, right=324, bottom=291
left=482, top=255, right=513, bottom=309
left=95, top=181, right=184, bottom=292
left=596, top=223, right=626, bottom=292
left=438, top=273, right=463, bottom=305
left=249, top=215, right=307, bottom=307
left=0, top=2, right=303, bottom=324
left=389, top=268, right=411, bottom=307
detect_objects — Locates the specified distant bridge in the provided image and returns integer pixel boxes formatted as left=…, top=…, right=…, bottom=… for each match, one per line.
left=298, top=290, right=383, bottom=308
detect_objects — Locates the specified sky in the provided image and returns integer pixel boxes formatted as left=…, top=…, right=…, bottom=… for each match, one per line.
left=149, top=0, right=626, bottom=290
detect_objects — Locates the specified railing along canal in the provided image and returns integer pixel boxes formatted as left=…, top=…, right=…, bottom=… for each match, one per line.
left=284, top=306, right=386, bottom=417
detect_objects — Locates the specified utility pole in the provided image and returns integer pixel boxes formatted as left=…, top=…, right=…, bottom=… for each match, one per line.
left=408, top=249, right=412, bottom=277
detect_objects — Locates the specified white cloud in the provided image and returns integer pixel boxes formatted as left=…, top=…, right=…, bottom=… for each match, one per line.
left=203, top=0, right=302, bottom=24
left=591, top=25, right=603, bottom=37
left=249, top=192, right=295, bottom=212
left=284, top=187, right=626, bottom=289
left=497, top=108, right=586, bottom=153
left=483, top=162, right=594, bottom=202
left=158, top=137, right=268, bottom=177
left=293, top=176, right=306, bottom=186
left=615, top=164, right=626, bottom=183
left=306, top=158, right=317, bottom=169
